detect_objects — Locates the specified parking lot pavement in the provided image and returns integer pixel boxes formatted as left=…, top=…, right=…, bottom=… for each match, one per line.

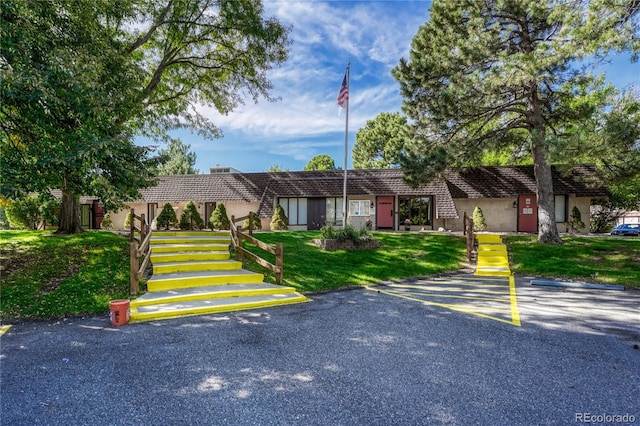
left=1, top=279, right=639, bottom=425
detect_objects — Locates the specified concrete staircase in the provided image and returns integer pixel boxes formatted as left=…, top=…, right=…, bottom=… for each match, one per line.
left=129, top=231, right=308, bottom=322
left=474, top=234, right=511, bottom=277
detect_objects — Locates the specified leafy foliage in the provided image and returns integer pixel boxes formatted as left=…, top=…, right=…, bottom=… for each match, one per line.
left=392, top=0, right=639, bottom=244
left=304, top=154, right=337, bottom=171
left=179, top=201, right=205, bottom=230
left=156, top=203, right=178, bottom=230
left=1, top=0, right=291, bottom=233
left=270, top=205, right=288, bottom=230
left=353, top=112, right=407, bottom=169
left=4, top=194, right=60, bottom=230
left=210, top=204, right=230, bottom=230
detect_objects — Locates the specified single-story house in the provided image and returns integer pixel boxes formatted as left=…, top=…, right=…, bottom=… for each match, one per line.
left=86, top=164, right=607, bottom=234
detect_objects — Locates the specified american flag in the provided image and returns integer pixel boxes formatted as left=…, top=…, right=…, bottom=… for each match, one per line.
left=337, top=73, right=349, bottom=108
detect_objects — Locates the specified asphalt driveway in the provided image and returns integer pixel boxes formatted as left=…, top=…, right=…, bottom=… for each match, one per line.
left=1, top=276, right=639, bottom=425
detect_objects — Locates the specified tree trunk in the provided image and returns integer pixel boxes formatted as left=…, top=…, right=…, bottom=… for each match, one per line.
left=56, top=190, right=84, bottom=234
left=531, top=129, right=563, bottom=244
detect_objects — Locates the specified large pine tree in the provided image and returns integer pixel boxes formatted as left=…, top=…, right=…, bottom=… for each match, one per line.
left=393, top=0, right=638, bottom=244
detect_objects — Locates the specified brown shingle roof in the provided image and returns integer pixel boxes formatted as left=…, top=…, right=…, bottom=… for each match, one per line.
left=133, top=165, right=606, bottom=220
left=445, top=165, right=609, bottom=199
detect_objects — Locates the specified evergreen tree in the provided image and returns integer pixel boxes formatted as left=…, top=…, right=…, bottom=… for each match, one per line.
left=393, top=0, right=639, bottom=244
left=353, top=112, right=407, bottom=169
left=156, top=203, right=178, bottom=230
left=270, top=205, right=288, bottom=230
left=158, top=138, right=199, bottom=175
left=567, top=206, right=585, bottom=234
left=179, top=201, right=204, bottom=230
left=210, top=204, right=230, bottom=230
left=472, top=207, right=487, bottom=232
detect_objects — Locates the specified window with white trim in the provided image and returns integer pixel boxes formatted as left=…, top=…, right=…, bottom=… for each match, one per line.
left=348, top=200, right=371, bottom=217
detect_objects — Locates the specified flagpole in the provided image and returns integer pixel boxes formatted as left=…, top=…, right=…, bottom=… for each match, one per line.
left=342, top=62, right=350, bottom=227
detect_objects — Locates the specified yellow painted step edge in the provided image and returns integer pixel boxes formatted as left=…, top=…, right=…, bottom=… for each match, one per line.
left=131, top=287, right=297, bottom=307
left=147, top=273, right=264, bottom=291
left=129, top=296, right=310, bottom=323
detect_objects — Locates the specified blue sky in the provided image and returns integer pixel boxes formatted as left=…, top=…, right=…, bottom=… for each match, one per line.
left=147, top=0, right=640, bottom=174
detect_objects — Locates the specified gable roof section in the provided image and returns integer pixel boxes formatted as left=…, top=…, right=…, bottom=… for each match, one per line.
left=137, top=173, right=269, bottom=203
left=445, top=165, right=609, bottom=199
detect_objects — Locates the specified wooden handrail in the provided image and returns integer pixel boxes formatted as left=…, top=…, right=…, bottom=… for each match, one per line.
left=129, top=208, right=152, bottom=295
left=463, top=212, right=474, bottom=262
left=230, top=212, right=283, bottom=284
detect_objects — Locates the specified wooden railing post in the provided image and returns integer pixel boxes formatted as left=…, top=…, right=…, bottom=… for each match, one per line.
left=275, top=242, right=283, bottom=284
left=140, top=213, right=146, bottom=242
left=130, top=239, right=139, bottom=295
left=129, top=208, right=135, bottom=241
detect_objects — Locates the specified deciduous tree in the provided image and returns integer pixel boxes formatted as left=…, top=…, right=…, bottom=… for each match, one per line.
left=1, top=0, right=290, bottom=233
left=304, top=155, right=337, bottom=171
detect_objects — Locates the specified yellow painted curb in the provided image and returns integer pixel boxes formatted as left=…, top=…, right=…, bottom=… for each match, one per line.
left=0, top=325, right=12, bottom=336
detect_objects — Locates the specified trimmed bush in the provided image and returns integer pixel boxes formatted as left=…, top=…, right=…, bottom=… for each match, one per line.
left=156, top=203, right=178, bottom=230
left=179, top=201, right=205, bottom=230
left=270, top=205, right=288, bottom=230
left=243, top=212, right=262, bottom=230
left=210, top=204, right=230, bottom=230
left=567, top=206, right=585, bottom=233
left=472, top=206, right=487, bottom=232
left=100, top=213, right=113, bottom=229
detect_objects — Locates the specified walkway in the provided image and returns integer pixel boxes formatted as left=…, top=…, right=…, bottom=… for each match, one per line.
left=367, top=233, right=520, bottom=326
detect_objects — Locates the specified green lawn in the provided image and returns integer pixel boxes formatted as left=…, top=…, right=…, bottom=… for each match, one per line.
left=0, top=230, right=131, bottom=320
left=1, top=230, right=637, bottom=321
left=506, top=236, right=640, bottom=287
left=241, top=231, right=467, bottom=292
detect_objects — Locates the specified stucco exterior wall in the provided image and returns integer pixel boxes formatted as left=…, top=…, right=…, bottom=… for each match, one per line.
left=447, top=199, right=517, bottom=232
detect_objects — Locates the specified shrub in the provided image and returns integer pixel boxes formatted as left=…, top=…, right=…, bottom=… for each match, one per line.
left=270, top=205, right=288, bottom=230
left=210, top=204, right=230, bottom=230
left=319, top=224, right=372, bottom=245
left=179, top=201, right=205, bottom=230
left=472, top=206, right=487, bottom=231
left=567, top=206, right=585, bottom=234
left=5, top=197, right=40, bottom=229
left=243, top=212, right=262, bottom=230
left=156, top=203, right=178, bottom=230
left=101, top=213, right=113, bottom=229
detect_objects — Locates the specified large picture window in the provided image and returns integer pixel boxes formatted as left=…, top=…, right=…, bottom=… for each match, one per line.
left=326, top=197, right=344, bottom=225
left=348, top=200, right=371, bottom=217
left=398, top=196, right=432, bottom=226
left=278, top=198, right=308, bottom=226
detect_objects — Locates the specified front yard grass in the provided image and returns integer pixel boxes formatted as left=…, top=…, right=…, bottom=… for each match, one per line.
left=0, top=230, right=131, bottom=320
left=506, top=236, right=640, bottom=288
left=242, top=231, right=467, bottom=292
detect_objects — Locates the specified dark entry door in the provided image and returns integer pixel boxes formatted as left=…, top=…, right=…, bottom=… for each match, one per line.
left=518, top=194, right=538, bottom=233
left=307, top=198, right=326, bottom=230
left=376, top=196, right=394, bottom=229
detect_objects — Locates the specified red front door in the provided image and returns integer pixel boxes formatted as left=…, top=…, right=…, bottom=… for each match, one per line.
left=518, top=194, right=538, bottom=233
left=376, top=196, right=394, bottom=229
